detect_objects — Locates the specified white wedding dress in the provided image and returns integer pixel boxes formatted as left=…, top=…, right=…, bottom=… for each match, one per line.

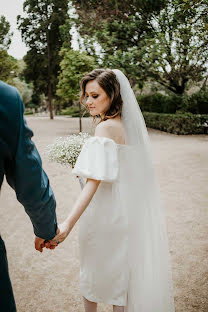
left=72, top=135, right=175, bottom=311
left=72, top=69, right=175, bottom=312
left=72, top=136, right=130, bottom=306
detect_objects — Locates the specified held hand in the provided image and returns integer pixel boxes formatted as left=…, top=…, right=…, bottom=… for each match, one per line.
left=34, top=236, right=45, bottom=252
left=34, top=227, right=60, bottom=252
left=45, top=221, right=72, bottom=248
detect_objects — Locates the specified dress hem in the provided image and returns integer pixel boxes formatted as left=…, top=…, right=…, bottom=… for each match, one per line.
left=81, top=291, right=126, bottom=307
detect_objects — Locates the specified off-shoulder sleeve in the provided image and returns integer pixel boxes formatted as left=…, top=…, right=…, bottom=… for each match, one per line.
left=72, top=136, right=119, bottom=182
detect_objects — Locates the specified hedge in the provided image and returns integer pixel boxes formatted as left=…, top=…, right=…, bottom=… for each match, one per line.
left=143, top=112, right=208, bottom=134
left=137, top=93, right=180, bottom=113
left=183, top=90, right=208, bottom=114
left=59, top=106, right=90, bottom=117
left=137, top=89, right=208, bottom=114
left=24, top=111, right=33, bottom=116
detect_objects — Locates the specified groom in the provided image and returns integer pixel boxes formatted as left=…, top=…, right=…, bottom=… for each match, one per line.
left=0, top=80, right=59, bottom=312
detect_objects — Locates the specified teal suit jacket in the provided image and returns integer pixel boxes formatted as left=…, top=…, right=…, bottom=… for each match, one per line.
left=0, top=80, right=57, bottom=240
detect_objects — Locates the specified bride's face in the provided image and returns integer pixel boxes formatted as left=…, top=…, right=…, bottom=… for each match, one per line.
left=85, top=80, right=111, bottom=117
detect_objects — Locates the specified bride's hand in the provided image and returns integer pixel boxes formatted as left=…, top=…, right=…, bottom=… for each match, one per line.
left=45, top=221, right=72, bottom=248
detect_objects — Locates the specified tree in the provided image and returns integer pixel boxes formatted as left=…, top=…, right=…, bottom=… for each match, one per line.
left=141, top=0, right=208, bottom=94
left=70, top=0, right=208, bottom=95
left=57, top=48, right=95, bottom=101
left=57, top=48, right=96, bottom=131
left=17, top=0, right=70, bottom=119
left=70, top=0, right=166, bottom=86
left=12, top=77, right=33, bottom=106
left=0, top=50, right=17, bottom=82
left=0, top=15, right=13, bottom=49
left=0, top=16, right=17, bottom=82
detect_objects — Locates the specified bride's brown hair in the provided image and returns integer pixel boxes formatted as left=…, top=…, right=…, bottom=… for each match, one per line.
left=80, top=69, right=123, bottom=122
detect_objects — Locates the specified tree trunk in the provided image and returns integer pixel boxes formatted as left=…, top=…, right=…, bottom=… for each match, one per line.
left=46, top=25, right=53, bottom=120
left=48, top=81, right=53, bottom=119
left=173, top=85, right=185, bottom=95
left=79, top=101, right=82, bottom=132
left=201, top=77, right=208, bottom=91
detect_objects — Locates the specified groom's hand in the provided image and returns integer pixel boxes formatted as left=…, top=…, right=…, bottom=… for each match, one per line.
left=34, top=227, right=60, bottom=252
left=45, top=221, right=71, bottom=249
left=44, top=227, right=61, bottom=249
left=35, top=236, right=45, bottom=252
left=44, top=227, right=60, bottom=249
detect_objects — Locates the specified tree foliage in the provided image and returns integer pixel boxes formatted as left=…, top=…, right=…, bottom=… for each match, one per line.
left=0, top=15, right=16, bottom=82
left=17, top=0, right=70, bottom=118
left=0, top=50, right=17, bottom=82
left=56, top=48, right=96, bottom=101
left=12, top=77, right=33, bottom=105
left=70, top=0, right=208, bottom=94
left=0, top=15, right=13, bottom=49
left=70, top=0, right=167, bottom=86
left=141, top=0, right=208, bottom=94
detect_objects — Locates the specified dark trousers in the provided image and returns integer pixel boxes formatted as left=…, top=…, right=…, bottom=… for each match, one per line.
left=0, top=236, right=16, bottom=312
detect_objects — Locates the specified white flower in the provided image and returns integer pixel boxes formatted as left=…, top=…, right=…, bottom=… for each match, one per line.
left=46, top=132, right=91, bottom=167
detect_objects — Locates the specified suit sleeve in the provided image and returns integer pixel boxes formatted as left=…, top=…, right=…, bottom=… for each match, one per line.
left=5, top=89, right=57, bottom=240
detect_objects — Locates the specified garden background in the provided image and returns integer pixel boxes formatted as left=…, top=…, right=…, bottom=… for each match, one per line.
left=0, top=1, right=208, bottom=312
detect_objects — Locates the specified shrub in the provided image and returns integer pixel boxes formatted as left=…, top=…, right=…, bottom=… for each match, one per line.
left=24, top=110, right=33, bottom=115
left=26, top=103, right=38, bottom=110
left=184, top=89, right=208, bottom=114
left=137, top=89, right=208, bottom=114
left=59, top=106, right=90, bottom=117
left=137, top=93, right=183, bottom=114
left=143, top=112, right=208, bottom=135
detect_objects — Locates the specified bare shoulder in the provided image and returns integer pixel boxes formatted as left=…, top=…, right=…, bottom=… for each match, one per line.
left=94, top=118, right=125, bottom=144
left=94, top=120, right=112, bottom=139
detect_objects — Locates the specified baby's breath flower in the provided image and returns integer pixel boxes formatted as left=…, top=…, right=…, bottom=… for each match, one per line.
left=46, top=132, right=91, bottom=167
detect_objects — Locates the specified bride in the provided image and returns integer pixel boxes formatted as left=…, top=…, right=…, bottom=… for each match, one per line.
left=47, top=69, right=175, bottom=312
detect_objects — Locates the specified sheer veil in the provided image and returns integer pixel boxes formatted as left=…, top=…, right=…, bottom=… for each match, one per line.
left=112, top=69, right=175, bottom=312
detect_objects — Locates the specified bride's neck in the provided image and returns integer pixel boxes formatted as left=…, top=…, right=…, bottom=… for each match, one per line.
left=100, top=114, right=121, bottom=121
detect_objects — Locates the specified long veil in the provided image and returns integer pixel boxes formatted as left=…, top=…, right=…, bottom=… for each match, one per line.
left=112, top=69, right=175, bottom=312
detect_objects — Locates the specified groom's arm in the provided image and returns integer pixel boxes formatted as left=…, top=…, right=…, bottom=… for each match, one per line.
left=5, top=88, right=57, bottom=242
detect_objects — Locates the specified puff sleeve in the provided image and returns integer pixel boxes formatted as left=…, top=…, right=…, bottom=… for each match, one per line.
left=72, top=136, right=119, bottom=182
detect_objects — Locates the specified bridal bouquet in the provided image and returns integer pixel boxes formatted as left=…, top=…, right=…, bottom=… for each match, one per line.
left=47, top=132, right=91, bottom=168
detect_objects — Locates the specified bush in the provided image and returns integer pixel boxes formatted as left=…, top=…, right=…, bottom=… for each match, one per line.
left=26, top=103, right=38, bottom=111
left=137, top=93, right=183, bottom=114
left=143, top=112, right=208, bottom=134
left=59, top=106, right=90, bottom=117
left=24, top=110, right=33, bottom=115
left=137, top=89, right=208, bottom=114
left=184, top=89, right=208, bottom=114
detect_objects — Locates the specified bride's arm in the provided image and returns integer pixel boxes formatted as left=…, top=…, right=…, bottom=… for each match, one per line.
left=47, top=123, right=111, bottom=247
left=66, top=178, right=100, bottom=229
left=48, top=178, right=100, bottom=245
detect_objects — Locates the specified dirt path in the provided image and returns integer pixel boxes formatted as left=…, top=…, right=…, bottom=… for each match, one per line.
left=0, top=116, right=207, bottom=312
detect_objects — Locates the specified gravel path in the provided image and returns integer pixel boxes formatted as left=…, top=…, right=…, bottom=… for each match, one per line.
left=0, top=116, right=207, bottom=312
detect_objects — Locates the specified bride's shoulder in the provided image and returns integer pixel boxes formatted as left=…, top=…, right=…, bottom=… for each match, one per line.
left=94, top=118, right=125, bottom=144
left=94, top=120, right=113, bottom=139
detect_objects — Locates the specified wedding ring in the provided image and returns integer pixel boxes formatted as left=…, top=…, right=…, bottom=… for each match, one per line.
left=56, top=240, right=60, bottom=244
